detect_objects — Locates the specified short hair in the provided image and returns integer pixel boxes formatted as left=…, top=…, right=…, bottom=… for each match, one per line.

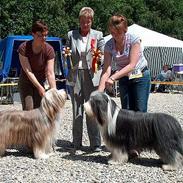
left=79, top=7, right=94, bottom=19
left=163, top=64, right=169, bottom=69
left=108, top=15, right=128, bottom=33
left=31, top=20, right=48, bottom=33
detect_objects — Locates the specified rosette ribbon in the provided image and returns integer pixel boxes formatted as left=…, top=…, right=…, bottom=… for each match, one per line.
left=62, top=46, right=73, bottom=70
left=91, top=49, right=102, bottom=73
left=90, top=38, right=102, bottom=73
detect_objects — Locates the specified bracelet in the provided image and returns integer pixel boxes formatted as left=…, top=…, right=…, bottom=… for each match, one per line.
left=109, top=77, right=115, bottom=82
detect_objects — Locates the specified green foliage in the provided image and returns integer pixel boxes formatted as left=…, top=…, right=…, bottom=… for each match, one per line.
left=0, top=0, right=183, bottom=40
left=0, top=0, right=68, bottom=38
left=144, top=0, right=183, bottom=39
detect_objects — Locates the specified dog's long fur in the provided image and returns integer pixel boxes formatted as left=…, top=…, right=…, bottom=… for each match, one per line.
left=0, top=88, right=67, bottom=159
left=84, top=91, right=183, bottom=170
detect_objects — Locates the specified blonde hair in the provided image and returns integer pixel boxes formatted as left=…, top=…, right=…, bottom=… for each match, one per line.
left=108, top=15, right=128, bottom=33
left=79, top=7, right=94, bottom=19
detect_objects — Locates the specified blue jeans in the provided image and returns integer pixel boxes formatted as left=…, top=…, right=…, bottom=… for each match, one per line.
left=118, top=70, right=151, bottom=112
left=156, top=73, right=165, bottom=81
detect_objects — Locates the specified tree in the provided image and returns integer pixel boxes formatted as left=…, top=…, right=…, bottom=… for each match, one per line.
left=0, top=0, right=69, bottom=38
left=1, top=0, right=183, bottom=39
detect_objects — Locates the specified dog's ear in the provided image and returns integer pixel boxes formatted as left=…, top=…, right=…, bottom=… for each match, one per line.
left=90, top=97, right=107, bottom=126
left=41, top=89, right=66, bottom=121
left=96, top=107, right=105, bottom=125
left=41, top=96, right=56, bottom=121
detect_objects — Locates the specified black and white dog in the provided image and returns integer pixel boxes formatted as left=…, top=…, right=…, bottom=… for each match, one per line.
left=84, top=91, right=183, bottom=170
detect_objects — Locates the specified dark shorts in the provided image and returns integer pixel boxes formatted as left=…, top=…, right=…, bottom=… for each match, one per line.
left=18, top=76, right=44, bottom=110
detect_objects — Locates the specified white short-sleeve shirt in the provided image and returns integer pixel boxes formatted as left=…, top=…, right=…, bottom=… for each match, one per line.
left=105, top=33, right=147, bottom=71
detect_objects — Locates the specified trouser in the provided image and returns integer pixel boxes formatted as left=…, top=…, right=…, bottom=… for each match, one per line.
left=69, top=69, right=101, bottom=147
left=119, top=69, right=151, bottom=112
left=18, top=76, right=44, bottom=110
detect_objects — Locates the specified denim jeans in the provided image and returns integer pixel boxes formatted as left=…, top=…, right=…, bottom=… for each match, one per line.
left=118, top=70, right=151, bottom=112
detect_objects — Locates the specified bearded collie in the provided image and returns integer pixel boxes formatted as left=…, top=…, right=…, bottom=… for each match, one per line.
left=0, top=88, right=67, bottom=159
left=84, top=91, right=183, bottom=170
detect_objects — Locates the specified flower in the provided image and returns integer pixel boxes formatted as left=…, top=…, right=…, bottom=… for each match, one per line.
left=62, top=47, right=72, bottom=57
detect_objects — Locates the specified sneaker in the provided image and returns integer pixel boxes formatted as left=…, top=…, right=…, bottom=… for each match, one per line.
left=66, top=143, right=82, bottom=150
left=91, top=146, right=102, bottom=152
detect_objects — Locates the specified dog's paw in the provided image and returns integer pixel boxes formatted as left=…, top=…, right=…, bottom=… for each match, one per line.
left=35, top=153, right=49, bottom=159
left=162, top=164, right=176, bottom=171
left=108, top=159, right=121, bottom=165
left=39, top=153, right=49, bottom=159
left=108, top=158, right=126, bottom=165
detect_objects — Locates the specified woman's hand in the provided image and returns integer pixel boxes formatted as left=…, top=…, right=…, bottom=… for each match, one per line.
left=38, top=86, right=46, bottom=97
left=105, top=77, right=114, bottom=91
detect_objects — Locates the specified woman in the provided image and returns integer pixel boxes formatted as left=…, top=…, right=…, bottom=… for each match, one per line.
left=18, top=20, right=56, bottom=110
left=66, top=7, right=105, bottom=152
left=98, top=15, right=151, bottom=157
left=99, top=14, right=151, bottom=112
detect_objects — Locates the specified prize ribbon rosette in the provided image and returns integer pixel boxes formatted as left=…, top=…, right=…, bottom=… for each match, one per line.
left=62, top=47, right=73, bottom=69
left=90, top=39, right=102, bottom=73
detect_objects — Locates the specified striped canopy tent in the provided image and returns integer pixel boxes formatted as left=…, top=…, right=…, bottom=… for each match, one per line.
left=104, top=24, right=183, bottom=78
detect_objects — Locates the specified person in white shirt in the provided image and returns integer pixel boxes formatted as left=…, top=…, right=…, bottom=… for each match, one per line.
left=66, top=7, right=105, bottom=152
left=98, top=14, right=151, bottom=112
left=98, top=14, right=151, bottom=159
left=153, top=64, right=172, bottom=92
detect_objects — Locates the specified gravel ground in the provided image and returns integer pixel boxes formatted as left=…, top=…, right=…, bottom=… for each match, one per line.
left=0, top=93, right=183, bottom=183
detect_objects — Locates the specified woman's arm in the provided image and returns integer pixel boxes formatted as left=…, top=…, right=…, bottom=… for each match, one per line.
left=98, top=51, right=112, bottom=92
left=46, top=58, right=56, bottom=88
left=109, top=42, right=141, bottom=81
left=19, top=53, right=45, bottom=96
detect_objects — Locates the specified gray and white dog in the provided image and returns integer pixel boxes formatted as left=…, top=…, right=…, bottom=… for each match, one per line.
left=84, top=91, right=183, bottom=171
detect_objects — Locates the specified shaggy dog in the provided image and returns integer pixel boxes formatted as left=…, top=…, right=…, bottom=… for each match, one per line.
left=84, top=91, right=183, bottom=170
left=0, top=88, right=67, bottom=159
